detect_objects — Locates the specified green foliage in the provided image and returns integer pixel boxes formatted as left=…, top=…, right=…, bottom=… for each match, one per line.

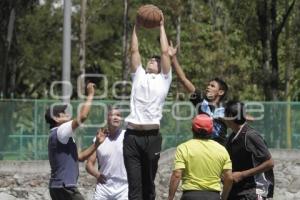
left=0, top=0, right=299, bottom=100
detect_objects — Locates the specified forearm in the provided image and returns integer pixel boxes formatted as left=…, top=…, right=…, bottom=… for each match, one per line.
left=160, top=25, right=170, bottom=74
left=72, top=94, right=94, bottom=130
left=131, top=26, right=139, bottom=54
left=130, top=25, right=141, bottom=71
left=168, top=173, right=181, bottom=200
left=241, top=159, right=274, bottom=178
left=221, top=178, right=233, bottom=200
left=78, top=94, right=94, bottom=122
left=171, top=56, right=195, bottom=93
left=78, top=142, right=99, bottom=162
left=86, top=163, right=99, bottom=178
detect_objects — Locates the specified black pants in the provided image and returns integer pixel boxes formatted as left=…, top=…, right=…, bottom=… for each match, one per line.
left=228, top=188, right=266, bottom=200
left=181, top=190, right=220, bottom=200
left=49, top=187, right=84, bottom=200
left=123, top=129, right=162, bottom=200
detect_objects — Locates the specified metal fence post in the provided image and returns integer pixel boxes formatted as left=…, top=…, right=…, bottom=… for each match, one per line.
left=34, top=99, right=38, bottom=160
left=20, top=126, right=23, bottom=160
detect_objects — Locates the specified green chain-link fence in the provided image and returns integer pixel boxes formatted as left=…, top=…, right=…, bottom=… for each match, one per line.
left=0, top=99, right=299, bottom=160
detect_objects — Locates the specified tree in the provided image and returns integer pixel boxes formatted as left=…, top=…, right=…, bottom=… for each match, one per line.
left=122, top=0, right=130, bottom=81
left=256, top=0, right=296, bottom=100
left=0, top=0, right=39, bottom=98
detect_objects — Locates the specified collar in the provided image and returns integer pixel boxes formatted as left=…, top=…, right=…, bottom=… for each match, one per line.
left=231, top=123, right=247, bottom=142
left=108, top=128, right=121, bottom=140
left=201, top=99, right=225, bottom=118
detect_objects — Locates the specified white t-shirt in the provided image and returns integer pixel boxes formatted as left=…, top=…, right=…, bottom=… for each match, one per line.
left=125, top=65, right=172, bottom=125
left=53, top=120, right=74, bottom=144
left=93, top=129, right=128, bottom=198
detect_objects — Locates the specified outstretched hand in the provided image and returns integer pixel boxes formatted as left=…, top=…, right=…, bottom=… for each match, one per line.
left=232, top=172, right=245, bottom=183
left=95, top=128, right=107, bottom=145
left=86, top=82, right=95, bottom=96
left=96, top=173, right=107, bottom=184
left=168, top=41, right=179, bottom=58
left=159, top=9, right=164, bottom=26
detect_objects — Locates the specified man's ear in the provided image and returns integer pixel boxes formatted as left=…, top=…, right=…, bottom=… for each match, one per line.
left=52, top=116, right=60, bottom=123
left=158, top=62, right=162, bottom=73
left=218, top=90, right=224, bottom=96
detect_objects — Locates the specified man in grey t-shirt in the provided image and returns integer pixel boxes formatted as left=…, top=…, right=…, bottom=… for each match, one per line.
left=46, top=83, right=105, bottom=200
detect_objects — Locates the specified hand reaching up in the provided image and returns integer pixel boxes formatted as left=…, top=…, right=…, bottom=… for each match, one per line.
left=168, top=41, right=179, bottom=58
left=86, top=82, right=95, bottom=97
left=95, top=128, right=107, bottom=145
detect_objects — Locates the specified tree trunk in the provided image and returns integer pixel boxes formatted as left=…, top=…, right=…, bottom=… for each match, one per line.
left=270, top=0, right=279, bottom=100
left=1, top=6, right=15, bottom=98
left=78, top=0, right=88, bottom=152
left=188, top=0, right=194, bottom=22
left=257, top=0, right=295, bottom=100
left=284, top=0, right=292, bottom=98
left=209, top=0, right=217, bottom=31
left=175, top=15, right=181, bottom=143
left=79, top=0, right=87, bottom=73
left=8, top=8, right=16, bottom=98
left=257, top=0, right=272, bottom=100
left=284, top=0, right=293, bottom=148
left=122, top=0, right=130, bottom=81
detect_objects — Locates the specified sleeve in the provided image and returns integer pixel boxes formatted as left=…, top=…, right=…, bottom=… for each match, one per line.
left=245, top=131, right=272, bottom=163
left=222, top=150, right=232, bottom=170
left=159, top=68, right=172, bottom=91
left=174, top=145, right=186, bottom=170
left=57, top=120, right=74, bottom=144
left=189, top=89, right=204, bottom=107
left=130, top=65, right=145, bottom=82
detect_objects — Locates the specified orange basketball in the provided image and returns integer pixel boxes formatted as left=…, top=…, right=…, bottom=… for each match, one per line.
left=137, top=4, right=163, bottom=29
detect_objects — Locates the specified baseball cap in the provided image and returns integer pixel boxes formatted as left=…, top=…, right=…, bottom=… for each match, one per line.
left=192, top=114, right=213, bottom=134
left=45, top=104, right=68, bottom=124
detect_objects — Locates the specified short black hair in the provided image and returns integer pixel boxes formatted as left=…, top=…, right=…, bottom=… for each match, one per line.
left=224, top=100, right=246, bottom=125
left=210, top=77, right=228, bottom=101
left=107, top=105, right=121, bottom=114
left=45, top=104, right=67, bottom=129
left=192, top=129, right=212, bottom=139
left=151, top=55, right=161, bottom=62
left=150, top=55, right=161, bottom=73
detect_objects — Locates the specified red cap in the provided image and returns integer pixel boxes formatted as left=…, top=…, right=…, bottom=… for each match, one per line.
left=192, top=114, right=213, bottom=134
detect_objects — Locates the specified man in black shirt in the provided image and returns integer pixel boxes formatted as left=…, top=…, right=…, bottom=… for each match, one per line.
left=223, top=101, right=274, bottom=200
left=168, top=42, right=228, bottom=144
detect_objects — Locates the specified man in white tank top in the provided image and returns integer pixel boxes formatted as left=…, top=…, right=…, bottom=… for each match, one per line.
left=86, top=106, right=128, bottom=200
left=123, top=12, right=172, bottom=200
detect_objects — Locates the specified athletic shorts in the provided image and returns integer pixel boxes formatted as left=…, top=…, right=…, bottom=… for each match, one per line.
left=93, top=179, right=128, bottom=200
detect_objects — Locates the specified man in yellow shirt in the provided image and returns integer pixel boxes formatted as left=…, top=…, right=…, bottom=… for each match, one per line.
left=168, top=114, right=233, bottom=200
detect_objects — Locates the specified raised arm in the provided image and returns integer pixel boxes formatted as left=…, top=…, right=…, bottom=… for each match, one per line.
left=159, top=14, right=171, bottom=74
left=130, top=23, right=142, bottom=73
left=168, top=42, right=195, bottom=93
left=71, top=82, right=95, bottom=130
left=78, top=128, right=106, bottom=162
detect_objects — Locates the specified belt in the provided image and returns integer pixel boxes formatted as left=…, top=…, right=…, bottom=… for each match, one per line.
left=127, top=123, right=160, bottom=131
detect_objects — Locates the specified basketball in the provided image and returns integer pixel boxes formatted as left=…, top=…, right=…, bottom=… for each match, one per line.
left=137, top=4, right=163, bottom=29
